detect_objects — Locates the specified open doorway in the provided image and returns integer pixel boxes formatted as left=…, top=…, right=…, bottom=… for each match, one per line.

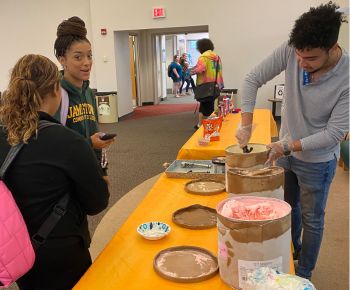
left=154, top=32, right=209, bottom=104
left=113, top=26, right=208, bottom=119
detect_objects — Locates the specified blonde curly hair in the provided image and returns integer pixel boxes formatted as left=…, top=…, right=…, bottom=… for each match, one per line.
left=0, top=54, right=60, bottom=145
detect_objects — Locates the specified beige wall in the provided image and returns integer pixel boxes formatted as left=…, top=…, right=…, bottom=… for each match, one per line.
left=89, top=0, right=349, bottom=114
left=0, top=0, right=348, bottom=117
left=0, top=0, right=96, bottom=91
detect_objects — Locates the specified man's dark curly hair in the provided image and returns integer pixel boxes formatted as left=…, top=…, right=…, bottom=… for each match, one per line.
left=288, top=2, right=347, bottom=50
left=196, top=38, right=214, bottom=54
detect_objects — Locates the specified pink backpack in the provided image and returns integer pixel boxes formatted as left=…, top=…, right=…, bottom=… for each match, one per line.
left=0, top=180, right=34, bottom=287
left=0, top=120, right=69, bottom=287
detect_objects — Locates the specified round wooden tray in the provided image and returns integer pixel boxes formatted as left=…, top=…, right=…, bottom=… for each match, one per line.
left=153, top=245, right=218, bottom=283
left=185, top=179, right=226, bottom=195
left=172, top=204, right=217, bottom=229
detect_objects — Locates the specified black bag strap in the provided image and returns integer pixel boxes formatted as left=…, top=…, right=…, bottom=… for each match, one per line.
left=0, top=120, right=70, bottom=250
left=214, top=56, right=220, bottom=85
left=0, top=120, right=54, bottom=178
left=31, top=193, right=70, bottom=250
left=0, top=143, right=24, bottom=179
left=32, top=121, right=71, bottom=249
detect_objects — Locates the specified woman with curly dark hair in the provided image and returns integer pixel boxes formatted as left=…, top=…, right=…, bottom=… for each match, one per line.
left=0, top=54, right=109, bottom=289
left=236, top=2, right=348, bottom=279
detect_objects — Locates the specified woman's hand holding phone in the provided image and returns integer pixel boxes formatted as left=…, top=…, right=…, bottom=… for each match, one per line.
left=91, top=132, right=116, bottom=149
left=100, top=133, right=117, bottom=140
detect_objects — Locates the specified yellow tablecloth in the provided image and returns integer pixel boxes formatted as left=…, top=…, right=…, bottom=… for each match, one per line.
left=177, top=109, right=278, bottom=160
left=74, top=174, right=294, bottom=290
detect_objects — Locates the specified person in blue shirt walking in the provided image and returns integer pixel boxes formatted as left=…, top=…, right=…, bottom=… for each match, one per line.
left=168, top=55, right=183, bottom=98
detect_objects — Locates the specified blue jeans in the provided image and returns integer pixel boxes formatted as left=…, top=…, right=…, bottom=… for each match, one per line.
left=277, top=155, right=337, bottom=279
left=179, top=77, right=196, bottom=93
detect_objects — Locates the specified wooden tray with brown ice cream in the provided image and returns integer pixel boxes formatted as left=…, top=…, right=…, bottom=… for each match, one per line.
left=153, top=246, right=218, bottom=283
left=172, top=204, right=217, bottom=229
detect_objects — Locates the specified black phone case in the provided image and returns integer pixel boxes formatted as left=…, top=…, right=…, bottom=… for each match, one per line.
left=100, top=133, right=116, bottom=140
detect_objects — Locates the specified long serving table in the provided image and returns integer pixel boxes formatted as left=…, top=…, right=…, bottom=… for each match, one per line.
left=73, top=109, right=293, bottom=290
left=177, top=109, right=278, bottom=160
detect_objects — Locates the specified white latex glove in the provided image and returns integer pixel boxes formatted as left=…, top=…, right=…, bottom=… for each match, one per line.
left=265, top=140, right=290, bottom=165
left=235, top=124, right=253, bottom=148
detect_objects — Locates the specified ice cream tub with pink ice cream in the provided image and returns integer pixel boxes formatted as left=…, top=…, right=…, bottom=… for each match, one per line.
left=215, top=196, right=291, bottom=289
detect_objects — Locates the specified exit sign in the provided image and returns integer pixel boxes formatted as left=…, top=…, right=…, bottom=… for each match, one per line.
left=153, top=7, right=166, bottom=18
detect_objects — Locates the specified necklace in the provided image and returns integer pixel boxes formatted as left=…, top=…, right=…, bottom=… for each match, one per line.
left=101, top=148, right=108, bottom=168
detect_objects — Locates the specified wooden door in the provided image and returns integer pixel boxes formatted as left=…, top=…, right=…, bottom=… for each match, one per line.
left=129, top=35, right=138, bottom=106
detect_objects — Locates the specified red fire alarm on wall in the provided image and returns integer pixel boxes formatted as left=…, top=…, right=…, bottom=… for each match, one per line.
left=153, top=7, right=166, bottom=18
left=101, top=28, right=107, bottom=35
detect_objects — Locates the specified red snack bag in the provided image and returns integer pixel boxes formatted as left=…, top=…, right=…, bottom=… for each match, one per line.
left=202, top=116, right=223, bottom=141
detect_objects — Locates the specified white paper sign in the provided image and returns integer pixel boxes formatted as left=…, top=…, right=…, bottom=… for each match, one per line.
left=275, top=84, right=285, bottom=99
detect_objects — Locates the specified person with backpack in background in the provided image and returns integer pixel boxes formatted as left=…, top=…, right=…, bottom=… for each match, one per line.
left=0, top=54, right=109, bottom=289
left=54, top=16, right=115, bottom=186
left=191, top=38, right=224, bottom=129
left=168, top=54, right=183, bottom=98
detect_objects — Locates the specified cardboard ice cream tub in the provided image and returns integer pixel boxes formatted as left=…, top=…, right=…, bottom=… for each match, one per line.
left=225, top=144, right=270, bottom=190
left=216, top=196, right=291, bottom=289
left=225, top=143, right=269, bottom=169
left=226, top=166, right=284, bottom=200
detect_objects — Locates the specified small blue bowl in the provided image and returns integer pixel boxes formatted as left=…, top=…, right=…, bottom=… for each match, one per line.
left=137, top=221, right=171, bottom=240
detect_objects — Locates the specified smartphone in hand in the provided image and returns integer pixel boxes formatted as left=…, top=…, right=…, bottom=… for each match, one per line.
left=100, top=133, right=117, bottom=141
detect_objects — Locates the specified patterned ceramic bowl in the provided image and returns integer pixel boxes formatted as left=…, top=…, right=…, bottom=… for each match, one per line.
left=137, top=221, right=171, bottom=240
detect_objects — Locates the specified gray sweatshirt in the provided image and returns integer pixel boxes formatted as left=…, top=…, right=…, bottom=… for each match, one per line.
left=241, top=42, right=349, bottom=163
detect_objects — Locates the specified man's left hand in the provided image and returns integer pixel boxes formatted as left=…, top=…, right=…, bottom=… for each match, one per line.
left=266, top=140, right=290, bottom=164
